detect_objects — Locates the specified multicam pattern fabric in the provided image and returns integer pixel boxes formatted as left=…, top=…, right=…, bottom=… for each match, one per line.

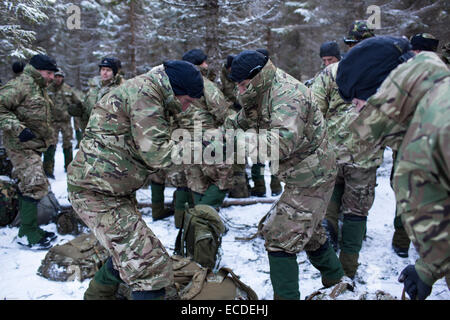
left=224, top=59, right=337, bottom=253
left=349, top=52, right=450, bottom=285
left=311, top=61, right=383, bottom=168
left=67, top=64, right=182, bottom=195
left=67, top=65, right=189, bottom=291
left=78, top=74, right=124, bottom=131
left=0, top=64, right=53, bottom=199
left=343, top=20, right=375, bottom=44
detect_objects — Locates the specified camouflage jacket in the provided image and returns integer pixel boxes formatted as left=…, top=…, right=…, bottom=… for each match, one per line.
left=47, top=82, right=83, bottom=123
left=67, top=65, right=186, bottom=196
left=0, top=64, right=54, bottom=153
left=311, top=62, right=383, bottom=168
left=350, top=52, right=450, bottom=285
left=77, top=74, right=124, bottom=130
left=224, top=59, right=334, bottom=187
left=176, top=76, right=235, bottom=133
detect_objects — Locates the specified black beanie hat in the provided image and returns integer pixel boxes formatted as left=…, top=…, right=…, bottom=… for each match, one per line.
left=12, top=61, right=25, bottom=74
left=99, top=57, right=118, bottom=75
left=164, top=60, right=204, bottom=99
left=226, top=55, right=235, bottom=69
left=230, top=50, right=268, bottom=83
left=410, top=33, right=439, bottom=52
left=255, top=48, right=270, bottom=62
left=182, top=49, right=208, bottom=66
left=320, top=41, right=341, bottom=59
left=336, top=36, right=413, bottom=102
left=29, top=54, right=58, bottom=72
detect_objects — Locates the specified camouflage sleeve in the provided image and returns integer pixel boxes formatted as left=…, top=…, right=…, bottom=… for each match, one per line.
left=127, top=88, right=175, bottom=170
left=402, top=123, right=450, bottom=286
left=67, top=87, right=84, bottom=117
left=0, top=80, right=28, bottom=136
left=311, top=66, right=333, bottom=115
left=203, top=78, right=234, bottom=125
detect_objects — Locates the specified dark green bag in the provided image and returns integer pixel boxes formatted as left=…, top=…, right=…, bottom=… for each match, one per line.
left=175, top=204, right=225, bottom=269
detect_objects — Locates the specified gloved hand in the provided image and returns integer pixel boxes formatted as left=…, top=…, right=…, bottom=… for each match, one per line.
left=398, top=264, right=432, bottom=300
left=18, top=128, right=36, bottom=142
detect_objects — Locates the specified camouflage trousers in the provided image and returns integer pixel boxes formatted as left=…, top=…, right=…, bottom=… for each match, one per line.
left=262, top=140, right=337, bottom=254
left=68, top=190, right=173, bottom=291
left=7, top=148, right=49, bottom=200
left=328, top=163, right=378, bottom=218
left=52, top=121, right=73, bottom=149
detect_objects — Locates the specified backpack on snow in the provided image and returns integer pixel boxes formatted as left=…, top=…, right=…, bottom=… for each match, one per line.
left=0, top=178, right=18, bottom=226
left=37, top=232, right=109, bottom=281
left=116, top=255, right=259, bottom=300
left=174, top=204, right=226, bottom=269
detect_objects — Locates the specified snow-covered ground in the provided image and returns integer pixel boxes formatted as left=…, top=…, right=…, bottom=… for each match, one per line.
left=0, top=142, right=449, bottom=300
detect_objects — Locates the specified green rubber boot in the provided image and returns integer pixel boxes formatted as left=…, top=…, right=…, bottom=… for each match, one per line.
left=392, top=215, right=410, bottom=258
left=174, top=187, right=192, bottom=229
left=75, top=129, right=83, bottom=149
left=43, top=145, right=56, bottom=179
left=306, top=241, right=345, bottom=287
left=268, top=251, right=300, bottom=300
left=197, top=184, right=227, bottom=210
left=270, top=175, right=282, bottom=196
left=339, top=215, right=367, bottom=279
left=151, top=182, right=173, bottom=220
left=84, top=257, right=123, bottom=300
left=18, top=195, right=45, bottom=245
left=63, top=147, right=73, bottom=172
left=250, top=163, right=266, bottom=197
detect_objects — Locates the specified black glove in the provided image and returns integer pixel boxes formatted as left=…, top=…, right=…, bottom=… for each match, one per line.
left=398, top=264, right=432, bottom=300
left=18, top=128, right=36, bottom=142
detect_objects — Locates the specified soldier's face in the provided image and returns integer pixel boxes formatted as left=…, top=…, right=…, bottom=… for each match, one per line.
left=54, top=75, right=64, bottom=86
left=38, top=70, right=55, bottom=86
left=352, top=98, right=366, bottom=112
left=199, top=61, right=208, bottom=69
left=237, top=79, right=251, bottom=94
left=176, top=95, right=196, bottom=111
left=100, top=67, right=114, bottom=81
left=321, top=56, right=339, bottom=66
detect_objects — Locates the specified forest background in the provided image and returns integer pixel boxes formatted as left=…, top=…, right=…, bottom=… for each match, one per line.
left=1, top=0, right=449, bottom=91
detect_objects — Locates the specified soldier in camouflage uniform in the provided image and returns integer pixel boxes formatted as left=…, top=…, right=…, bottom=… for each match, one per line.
left=225, top=50, right=345, bottom=299
left=153, top=50, right=235, bottom=228
left=311, top=24, right=383, bottom=279
left=44, top=69, right=83, bottom=178
left=71, top=57, right=124, bottom=133
left=0, top=54, right=58, bottom=249
left=336, top=36, right=449, bottom=300
left=389, top=33, right=441, bottom=258
left=67, top=60, right=204, bottom=300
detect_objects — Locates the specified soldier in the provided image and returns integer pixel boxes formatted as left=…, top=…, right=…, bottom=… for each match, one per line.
left=410, top=33, right=439, bottom=54
left=319, top=41, right=341, bottom=67
left=311, top=22, right=383, bottom=279
left=0, top=54, right=58, bottom=249
left=304, top=41, right=341, bottom=88
left=390, top=33, right=441, bottom=258
left=343, top=20, right=375, bottom=49
left=67, top=60, right=205, bottom=300
left=74, top=56, right=124, bottom=132
left=336, top=35, right=449, bottom=300
left=225, top=50, right=345, bottom=299
left=163, top=50, right=235, bottom=227
left=43, top=69, right=83, bottom=178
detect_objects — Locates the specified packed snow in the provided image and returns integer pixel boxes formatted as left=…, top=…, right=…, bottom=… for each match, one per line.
left=0, top=141, right=449, bottom=300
